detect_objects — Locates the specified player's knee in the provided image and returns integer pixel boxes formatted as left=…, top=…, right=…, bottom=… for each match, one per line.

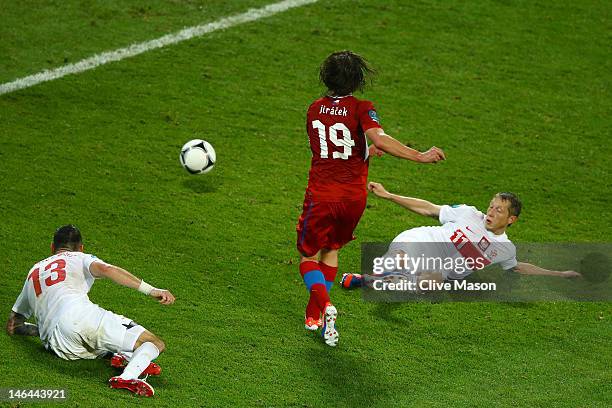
left=152, top=337, right=165, bottom=353
left=134, top=330, right=165, bottom=353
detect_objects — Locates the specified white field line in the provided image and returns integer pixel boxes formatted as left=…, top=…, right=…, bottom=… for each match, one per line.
left=0, top=0, right=318, bottom=96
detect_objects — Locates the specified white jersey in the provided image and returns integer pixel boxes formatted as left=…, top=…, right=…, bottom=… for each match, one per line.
left=390, top=205, right=517, bottom=280
left=11, top=251, right=108, bottom=343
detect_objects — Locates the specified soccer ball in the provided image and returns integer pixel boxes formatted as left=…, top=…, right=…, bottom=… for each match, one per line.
left=179, top=139, right=216, bottom=174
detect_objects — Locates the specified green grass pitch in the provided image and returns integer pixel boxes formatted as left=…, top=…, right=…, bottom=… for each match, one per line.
left=0, top=0, right=610, bottom=407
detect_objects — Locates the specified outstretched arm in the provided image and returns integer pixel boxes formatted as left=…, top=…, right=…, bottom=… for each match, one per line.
left=368, top=182, right=441, bottom=218
left=365, top=128, right=445, bottom=163
left=512, top=262, right=581, bottom=278
left=6, top=312, right=39, bottom=336
left=89, top=262, right=176, bottom=305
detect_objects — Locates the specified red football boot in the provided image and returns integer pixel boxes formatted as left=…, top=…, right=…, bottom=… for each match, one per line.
left=110, top=354, right=162, bottom=376
left=109, top=376, right=154, bottom=397
left=304, top=316, right=323, bottom=331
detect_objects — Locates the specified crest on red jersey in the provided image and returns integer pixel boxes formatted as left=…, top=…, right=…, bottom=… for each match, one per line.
left=368, top=110, right=380, bottom=123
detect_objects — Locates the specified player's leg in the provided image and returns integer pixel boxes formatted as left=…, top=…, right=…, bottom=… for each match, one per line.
left=300, top=252, right=331, bottom=330
left=296, top=199, right=333, bottom=330
left=318, top=248, right=339, bottom=346
left=108, top=328, right=161, bottom=396
left=320, top=248, right=339, bottom=292
left=301, top=251, right=338, bottom=346
left=342, top=230, right=414, bottom=289
left=304, top=293, right=322, bottom=330
left=325, top=198, right=365, bottom=291
left=301, top=249, right=339, bottom=330
left=110, top=329, right=164, bottom=373
left=116, top=329, right=165, bottom=380
left=318, top=199, right=366, bottom=347
left=94, top=310, right=162, bottom=397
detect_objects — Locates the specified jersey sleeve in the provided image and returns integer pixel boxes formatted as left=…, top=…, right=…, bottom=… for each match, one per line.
left=500, top=257, right=518, bottom=270
left=12, top=281, right=33, bottom=318
left=498, top=245, right=518, bottom=270
left=357, top=100, right=382, bottom=132
left=439, top=205, right=480, bottom=224
left=83, top=254, right=109, bottom=279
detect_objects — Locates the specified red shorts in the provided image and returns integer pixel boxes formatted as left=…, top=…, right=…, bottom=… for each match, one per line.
left=296, top=196, right=367, bottom=257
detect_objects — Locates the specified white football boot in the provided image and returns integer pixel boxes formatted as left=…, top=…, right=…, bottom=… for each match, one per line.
left=322, top=304, right=338, bottom=347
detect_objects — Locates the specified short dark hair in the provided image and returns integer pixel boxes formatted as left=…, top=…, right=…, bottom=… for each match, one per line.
left=319, top=50, right=374, bottom=96
left=496, top=192, right=522, bottom=218
left=53, top=225, right=82, bottom=252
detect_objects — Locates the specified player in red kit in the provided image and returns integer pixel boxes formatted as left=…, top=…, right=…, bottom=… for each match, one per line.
left=296, top=50, right=446, bottom=346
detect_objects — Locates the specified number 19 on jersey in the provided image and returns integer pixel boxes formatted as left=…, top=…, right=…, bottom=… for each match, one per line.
left=311, top=120, right=355, bottom=160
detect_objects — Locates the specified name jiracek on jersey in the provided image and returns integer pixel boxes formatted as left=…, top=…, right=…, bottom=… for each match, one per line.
left=319, top=105, right=348, bottom=116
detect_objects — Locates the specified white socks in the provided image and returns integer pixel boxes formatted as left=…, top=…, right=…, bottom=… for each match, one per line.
left=119, top=342, right=160, bottom=380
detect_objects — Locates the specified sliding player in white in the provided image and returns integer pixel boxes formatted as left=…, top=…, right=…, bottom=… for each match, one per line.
left=6, top=225, right=175, bottom=397
left=341, top=182, right=580, bottom=289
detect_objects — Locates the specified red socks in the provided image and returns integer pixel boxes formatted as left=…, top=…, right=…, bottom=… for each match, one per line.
left=320, top=262, right=338, bottom=292
left=300, top=261, right=330, bottom=313
left=301, top=261, right=338, bottom=320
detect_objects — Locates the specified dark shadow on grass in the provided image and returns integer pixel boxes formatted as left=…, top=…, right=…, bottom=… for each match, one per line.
left=371, top=302, right=413, bottom=327
left=369, top=299, right=539, bottom=322
left=579, top=252, right=611, bottom=284
left=301, top=346, right=392, bottom=408
left=182, top=177, right=219, bottom=194
left=556, top=252, right=612, bottom=301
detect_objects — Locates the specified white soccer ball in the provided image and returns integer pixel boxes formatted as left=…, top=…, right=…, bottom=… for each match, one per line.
left=179, top=139, right=216, bottom=174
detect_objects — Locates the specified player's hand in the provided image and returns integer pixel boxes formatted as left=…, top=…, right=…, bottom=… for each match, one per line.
left=562, top=271, right=582, bottom=278
left=150, top=289, right=176, bottom=305
left=368, top=182, right=391, bottom=199
left=369, top=145, right=385, bottom=158
left=419, top=146, right=446, bottom=163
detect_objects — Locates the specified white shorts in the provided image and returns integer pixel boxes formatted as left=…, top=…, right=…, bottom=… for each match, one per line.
left=380, top=229, right=431, bottom=274
left=384, top=229, right=450, bottom=279
left=46, top=302, right=146, bottom=361
left=391, top=227, right=439, bottom=245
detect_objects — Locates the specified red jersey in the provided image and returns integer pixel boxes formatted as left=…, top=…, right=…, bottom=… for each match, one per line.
left=305, top=95, right=382, bottom=201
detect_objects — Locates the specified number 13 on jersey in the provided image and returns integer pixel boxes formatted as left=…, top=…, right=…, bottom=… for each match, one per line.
left=312, top=120, right=355, bottom=160
left=28, top=259, right=67, bottom=297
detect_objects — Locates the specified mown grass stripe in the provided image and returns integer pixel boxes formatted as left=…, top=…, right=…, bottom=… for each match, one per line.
left=0, top=0, right=318, bottom=96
